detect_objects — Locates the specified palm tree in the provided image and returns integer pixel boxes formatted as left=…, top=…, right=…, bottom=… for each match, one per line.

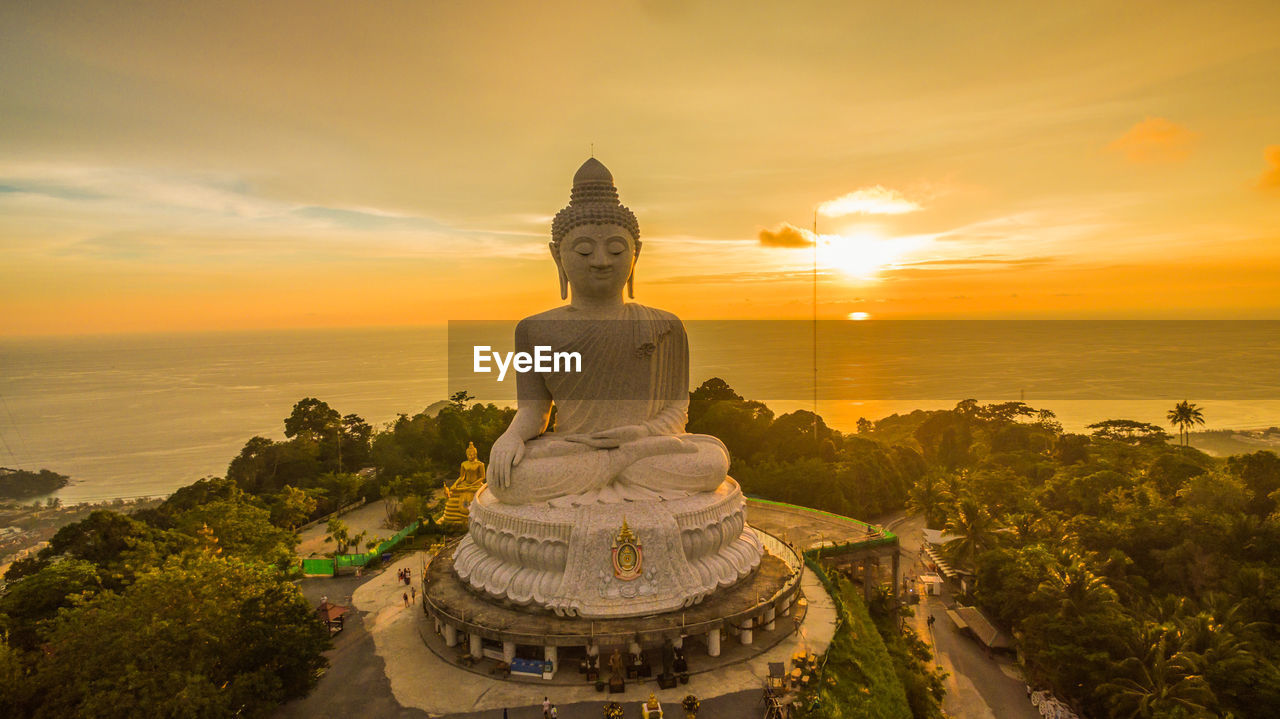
left=1035, top=555, right=1119, bottom=620
left=1167, top=400, right=1206, bottom=447
left=1101, top=626, right=1216, bottom=719
left=942, top=496, right=1000, bottom=572
left=907, top=472, right=950, bottom=529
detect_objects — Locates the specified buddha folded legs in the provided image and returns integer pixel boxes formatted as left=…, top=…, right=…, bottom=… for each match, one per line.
left=486, top=433, right=729, bottom=506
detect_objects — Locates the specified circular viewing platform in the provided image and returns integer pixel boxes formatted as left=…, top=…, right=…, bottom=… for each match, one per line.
left=422, top=527, right=804, bottom=677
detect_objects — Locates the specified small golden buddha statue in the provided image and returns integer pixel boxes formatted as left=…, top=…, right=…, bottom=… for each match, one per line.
left=439, top=441, right=486, bottom=528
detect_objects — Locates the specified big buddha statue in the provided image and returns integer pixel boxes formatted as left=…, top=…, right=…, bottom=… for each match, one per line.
left=453, top=158, right=762, bottom=617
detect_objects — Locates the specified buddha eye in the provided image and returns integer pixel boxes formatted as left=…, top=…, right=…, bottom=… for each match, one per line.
left=607, top=239, right=628, bottom=255
left=572, top=240, right=594, bottom=256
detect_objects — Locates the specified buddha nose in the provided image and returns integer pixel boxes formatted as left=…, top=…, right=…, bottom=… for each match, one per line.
left=589, top=248, right=612, bottom=267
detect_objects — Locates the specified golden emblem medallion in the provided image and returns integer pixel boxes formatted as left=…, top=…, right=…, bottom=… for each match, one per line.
left=611, top=518, right=643, bottom=581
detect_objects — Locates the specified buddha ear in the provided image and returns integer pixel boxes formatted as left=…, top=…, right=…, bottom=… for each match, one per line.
left=628, top=240, right=642, bottom=299
left=550, top=241, right=568, bottom=300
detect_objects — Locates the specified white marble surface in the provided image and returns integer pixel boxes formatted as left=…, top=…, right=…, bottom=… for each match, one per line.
left=454, top=478, right=763, bottom=617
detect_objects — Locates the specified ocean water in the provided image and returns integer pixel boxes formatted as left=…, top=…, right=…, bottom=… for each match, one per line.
left=2, top=322, right=1278, bottom=505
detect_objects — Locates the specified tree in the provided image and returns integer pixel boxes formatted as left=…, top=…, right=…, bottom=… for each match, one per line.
left=977, top=401, right=1036, bottom=425
left=283, top=397, right=341, bottom=442
left=0, top=559, right=103, bottom=650
left=1167, top=400, right=1206, bottom=447
left=856, top=417, right=873, bottom=435
left=270, top=485, right=319, bottom=530
left=175, top=500, right=298, bottom=569
left=0, top=633, right=31, bottom=715
left=449, top=390, right=475, bottom=410
left=3, top=510, right=170, bottom=584
left=915, top=413, right=972, bottom=469
left=323, top=518, right=366, bottom=556
left=27, top=552, right=329, bottom=718
left=1055, top=433, right=1090, bottom=465
left=1087, top=419, right=1170, bottom=445
left=1035, top=556, right=1119, bottom=620
left=689, top=377, right=748, bottom=427
left=906, top=472, right=950, bottom=530
left=763, top=410, right=831, bottom=461
left=319, top=472, right=362, bottom=513
left=1100, top=627, right=1216, bottom=719
left=686, top=399, right=772, bottom=465
left=943, top=496, right=1001, bottom=572
left=1226, top=451, right=1280, bottom=516
left=339, top=413, right=373, bottom=471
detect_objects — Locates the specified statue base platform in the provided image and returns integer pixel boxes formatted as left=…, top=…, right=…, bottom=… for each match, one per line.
left=453, top=478, right=763, bottom=618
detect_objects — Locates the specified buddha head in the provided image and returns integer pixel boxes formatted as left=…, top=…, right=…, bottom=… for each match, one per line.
left=550, top=158, right=642, bottom=301
left=465, top=441, right=478, bottom=462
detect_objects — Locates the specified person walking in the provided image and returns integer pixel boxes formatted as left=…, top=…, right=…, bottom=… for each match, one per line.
left=542, top=697, right=551, bottom=718
left=403, top=592, right=409, bottom=607
left=410, top=586, right=417, bottom=603
left=549, top=705, right=557, bottom=718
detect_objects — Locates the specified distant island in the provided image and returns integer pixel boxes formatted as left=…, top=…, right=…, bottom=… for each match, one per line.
left=0, top=468, right=70, bottom=499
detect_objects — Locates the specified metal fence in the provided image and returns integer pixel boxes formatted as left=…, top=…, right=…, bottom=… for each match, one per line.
left=300, top=519, right=422, bottom=575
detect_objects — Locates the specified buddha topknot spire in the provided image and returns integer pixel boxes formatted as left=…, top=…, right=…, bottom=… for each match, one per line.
left=552, top=158, right=640, bottom=246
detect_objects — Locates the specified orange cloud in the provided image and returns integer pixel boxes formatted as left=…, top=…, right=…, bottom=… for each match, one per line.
left=758, top=223, right=815, bottom=248
left=1257, top=145, right=1280, bottom=191
left=1107, top=117, right=1198, bottom=163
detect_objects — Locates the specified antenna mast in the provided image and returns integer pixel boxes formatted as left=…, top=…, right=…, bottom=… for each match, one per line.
left=812, top=210, right=818, bottom=447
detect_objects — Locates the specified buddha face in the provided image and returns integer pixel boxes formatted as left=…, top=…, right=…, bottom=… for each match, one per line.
left=552, top=223, right=640, bottom=301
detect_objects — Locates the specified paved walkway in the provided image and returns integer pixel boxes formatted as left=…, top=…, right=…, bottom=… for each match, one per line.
left=369, top=550, right=835, bottom=715
left=895, top=513, right=1040, bottom=719
left=296, top=501, right=393, bottom=558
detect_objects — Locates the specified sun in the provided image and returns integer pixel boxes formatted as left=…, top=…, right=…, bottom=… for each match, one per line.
left=817, top=230, right=929, bottom=280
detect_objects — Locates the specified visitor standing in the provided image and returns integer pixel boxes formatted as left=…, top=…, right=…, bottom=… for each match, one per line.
left=403, top=592, right=409, bottom=607
left=542, top=696, right=551, bottom=718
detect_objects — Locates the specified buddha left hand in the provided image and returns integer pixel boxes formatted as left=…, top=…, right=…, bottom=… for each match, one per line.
left=563, top=424, right=648, bottom=449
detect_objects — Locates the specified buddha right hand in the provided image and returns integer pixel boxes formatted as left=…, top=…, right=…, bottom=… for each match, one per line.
left=489, top=433, right=526, bottom=489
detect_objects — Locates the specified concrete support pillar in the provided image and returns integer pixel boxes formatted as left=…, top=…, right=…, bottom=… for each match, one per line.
left=544, top=645, right=558, bottom=673
left=433, top=617, right=441, bottom=633
left=707, top=628, right=721, bottom=657
left=741, top=618, right=754, bottom=645
left=863, top=558, right=875, bottom=600
left=443, top=624, right=458, bottom=647
left=502, top=641, right=516, bottom=664
left=892, top=549, right=902, bottom=603
left=469, top=633, right=482, bottom=657
left=763, top=606, right=777, bottom=631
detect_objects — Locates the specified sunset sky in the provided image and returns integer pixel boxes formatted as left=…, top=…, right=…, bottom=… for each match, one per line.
left=2, top=1, right=1279, bottom=335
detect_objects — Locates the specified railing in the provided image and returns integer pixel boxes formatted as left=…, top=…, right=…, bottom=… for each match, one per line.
left=745, top=496, right=898, bottom=550
left=299, top=519, right=421, bottom=575
left=295, top=498, right=367, bottom=533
